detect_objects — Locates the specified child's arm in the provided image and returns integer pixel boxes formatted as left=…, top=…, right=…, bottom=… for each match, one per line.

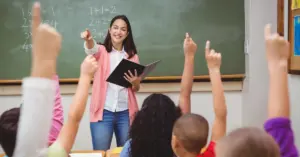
left=50, top=55, right=98, bottom=154
left=205, top=41, right=227, bottom=142
left=48, top=75, right=64, bottom=146
left=178, top=33, right=197, bottom=114
left=13, top=2, right=62, bottom=157
left=263, top=24, right=298, bottom=157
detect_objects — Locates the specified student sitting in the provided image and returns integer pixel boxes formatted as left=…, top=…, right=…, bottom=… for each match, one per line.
left=0, top=74, right=63, bottom=157
left=171, top=41, right=227, bottom=157
left=119, top=33, right=196, bottom=157
left=214, top=24, right=298, bottom=157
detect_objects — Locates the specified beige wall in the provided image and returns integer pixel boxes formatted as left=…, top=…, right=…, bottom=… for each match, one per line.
left=0, top=0, right=299, bottom=153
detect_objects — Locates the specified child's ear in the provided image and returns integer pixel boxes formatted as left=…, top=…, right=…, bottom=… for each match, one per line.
left=172, top=135, right=180, bottom=148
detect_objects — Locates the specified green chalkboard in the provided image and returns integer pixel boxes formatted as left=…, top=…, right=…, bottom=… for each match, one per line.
left=0, top=0, right=245, bottom=82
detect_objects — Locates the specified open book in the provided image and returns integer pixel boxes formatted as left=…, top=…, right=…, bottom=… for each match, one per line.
left=106, top=59, right=161, bottom=88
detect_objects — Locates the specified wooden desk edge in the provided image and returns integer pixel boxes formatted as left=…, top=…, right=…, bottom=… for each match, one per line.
left=71, top=150, right=105, bottom=155
left=0, top=74, right=245, bottom=84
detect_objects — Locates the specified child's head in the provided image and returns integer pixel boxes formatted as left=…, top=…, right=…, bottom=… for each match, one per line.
left=0, top=108, right=20, bottom=157
left=129, top=93, right=182, bottom=157
left=171, top=113, right=209, bottom=156
left=215, top=127, right=280, bottom=157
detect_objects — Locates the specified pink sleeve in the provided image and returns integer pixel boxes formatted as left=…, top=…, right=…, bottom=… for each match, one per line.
left=93, top=45, right=103, bottom=61
left=48, top=75, right=64, bottom=146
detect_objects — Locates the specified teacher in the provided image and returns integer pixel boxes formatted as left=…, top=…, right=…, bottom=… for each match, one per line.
left=80, top=15, right=141, bottom=150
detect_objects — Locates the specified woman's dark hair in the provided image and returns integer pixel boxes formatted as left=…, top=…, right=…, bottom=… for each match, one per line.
left=129, top=93, right=182, bottom=157
left=98, top=15, right=137, bottom=59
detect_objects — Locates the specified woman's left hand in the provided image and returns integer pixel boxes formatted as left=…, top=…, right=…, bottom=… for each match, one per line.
left=124, top=69, right=141, bottom=86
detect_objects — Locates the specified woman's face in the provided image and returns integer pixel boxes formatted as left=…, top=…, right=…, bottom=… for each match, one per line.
left=109, top=19, right=129, bottom=45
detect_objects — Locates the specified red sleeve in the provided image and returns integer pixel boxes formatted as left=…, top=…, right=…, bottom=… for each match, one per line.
left=197, top=141, right=215, bottom=157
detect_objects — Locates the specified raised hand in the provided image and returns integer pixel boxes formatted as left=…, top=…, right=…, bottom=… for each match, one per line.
left=30, top=2, right=62, bottom=78
left=264, top=24, right=290, bottom=66
left=205, top=41, right=221, bottom=71
left=80, top=55, right=98, bottom=77
left=183, top=33, right=197, bottom=57
left=80, top=29, right=93, bottom=41
left=31, top=2, right=61, bottom=62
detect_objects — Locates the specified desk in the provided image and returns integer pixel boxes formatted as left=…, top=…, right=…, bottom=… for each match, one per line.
left=71, top=150, right=105, bottom=157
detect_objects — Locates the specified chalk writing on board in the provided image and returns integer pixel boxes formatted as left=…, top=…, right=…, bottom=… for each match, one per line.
left=20, top=7, right=58, bottom=52
left=90, top=5, right=117, bottom=16
left=88, top=5, right=117, bottom=39
left=22, top=40, right=32, bottom=52
left=21, top=18, right=58, bottom=28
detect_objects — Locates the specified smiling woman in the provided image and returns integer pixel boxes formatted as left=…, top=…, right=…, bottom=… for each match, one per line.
left=80, top=15, right=140, bottom=151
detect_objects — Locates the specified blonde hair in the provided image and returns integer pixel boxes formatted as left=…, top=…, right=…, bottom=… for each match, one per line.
left=216, top=127, right=280, bottom=157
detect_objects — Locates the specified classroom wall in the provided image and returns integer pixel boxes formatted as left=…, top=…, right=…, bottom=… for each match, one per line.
left=0, top=0, right=299, bottom=153
left=0, top=87, right=243, bottom=151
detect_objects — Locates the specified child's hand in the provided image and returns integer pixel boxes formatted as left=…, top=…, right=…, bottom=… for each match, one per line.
left=80, top=29, right=93, bottom=41
left=264, top=24, right=290, bottom=66
left=31, top=2, right=61, bottom=62
left=80, top=55, right=98, bottom=77
left=183, top=33, right=197, bottom=57
left=205, top=41, right=221, bottom=71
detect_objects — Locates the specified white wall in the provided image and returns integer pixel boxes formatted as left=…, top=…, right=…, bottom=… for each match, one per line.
left=0, top=0, right=299, bottom=153
left=0, top=82, right=243, bottom=151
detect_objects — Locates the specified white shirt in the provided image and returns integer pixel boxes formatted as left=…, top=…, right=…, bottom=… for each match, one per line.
left=84, top=40, right=128, bottom=112
left=13, top=77, right=55, bottom=157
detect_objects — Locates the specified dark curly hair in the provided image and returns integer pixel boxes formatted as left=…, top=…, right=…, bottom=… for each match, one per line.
left=0, top=107, right=20, bottom=157
left=129, top=93, right=182, bottom=157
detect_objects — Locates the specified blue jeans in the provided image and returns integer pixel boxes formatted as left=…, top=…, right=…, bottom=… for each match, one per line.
left=90, top=109, right=129, bottom=150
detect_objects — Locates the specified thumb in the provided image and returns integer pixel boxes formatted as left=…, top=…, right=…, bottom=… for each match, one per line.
left=86, top=29, right=91, bottom=37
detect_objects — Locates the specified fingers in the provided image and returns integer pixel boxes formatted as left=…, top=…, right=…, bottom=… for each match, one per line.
left=127, top=70, right=134, bottom=77
left=134, top=69, right=137, bottom=77
left=31, top=2, right=41, bottom=38
left=86, top=29, right=91, bottom=37
left=264, top=24, right=272, bottom=39
left=124, top=72, right=130, bottom=82
left=205, top=40, right=210, bottom=56
left=185, top=32, right=191, bottom=42
left=124, top=76, right=130, bottom=82
left=185, top=32, right=190, bottom=39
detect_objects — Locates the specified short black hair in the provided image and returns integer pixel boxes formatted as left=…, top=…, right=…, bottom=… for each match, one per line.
left=0, top=108, right=20, bottom=157
left=173, top=113, right=209, bottom=154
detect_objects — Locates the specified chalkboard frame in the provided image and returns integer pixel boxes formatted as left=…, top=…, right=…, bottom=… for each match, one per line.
left=286, top=0, right=300, bottom=74
left=0, top=74, right=245, bottom=85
